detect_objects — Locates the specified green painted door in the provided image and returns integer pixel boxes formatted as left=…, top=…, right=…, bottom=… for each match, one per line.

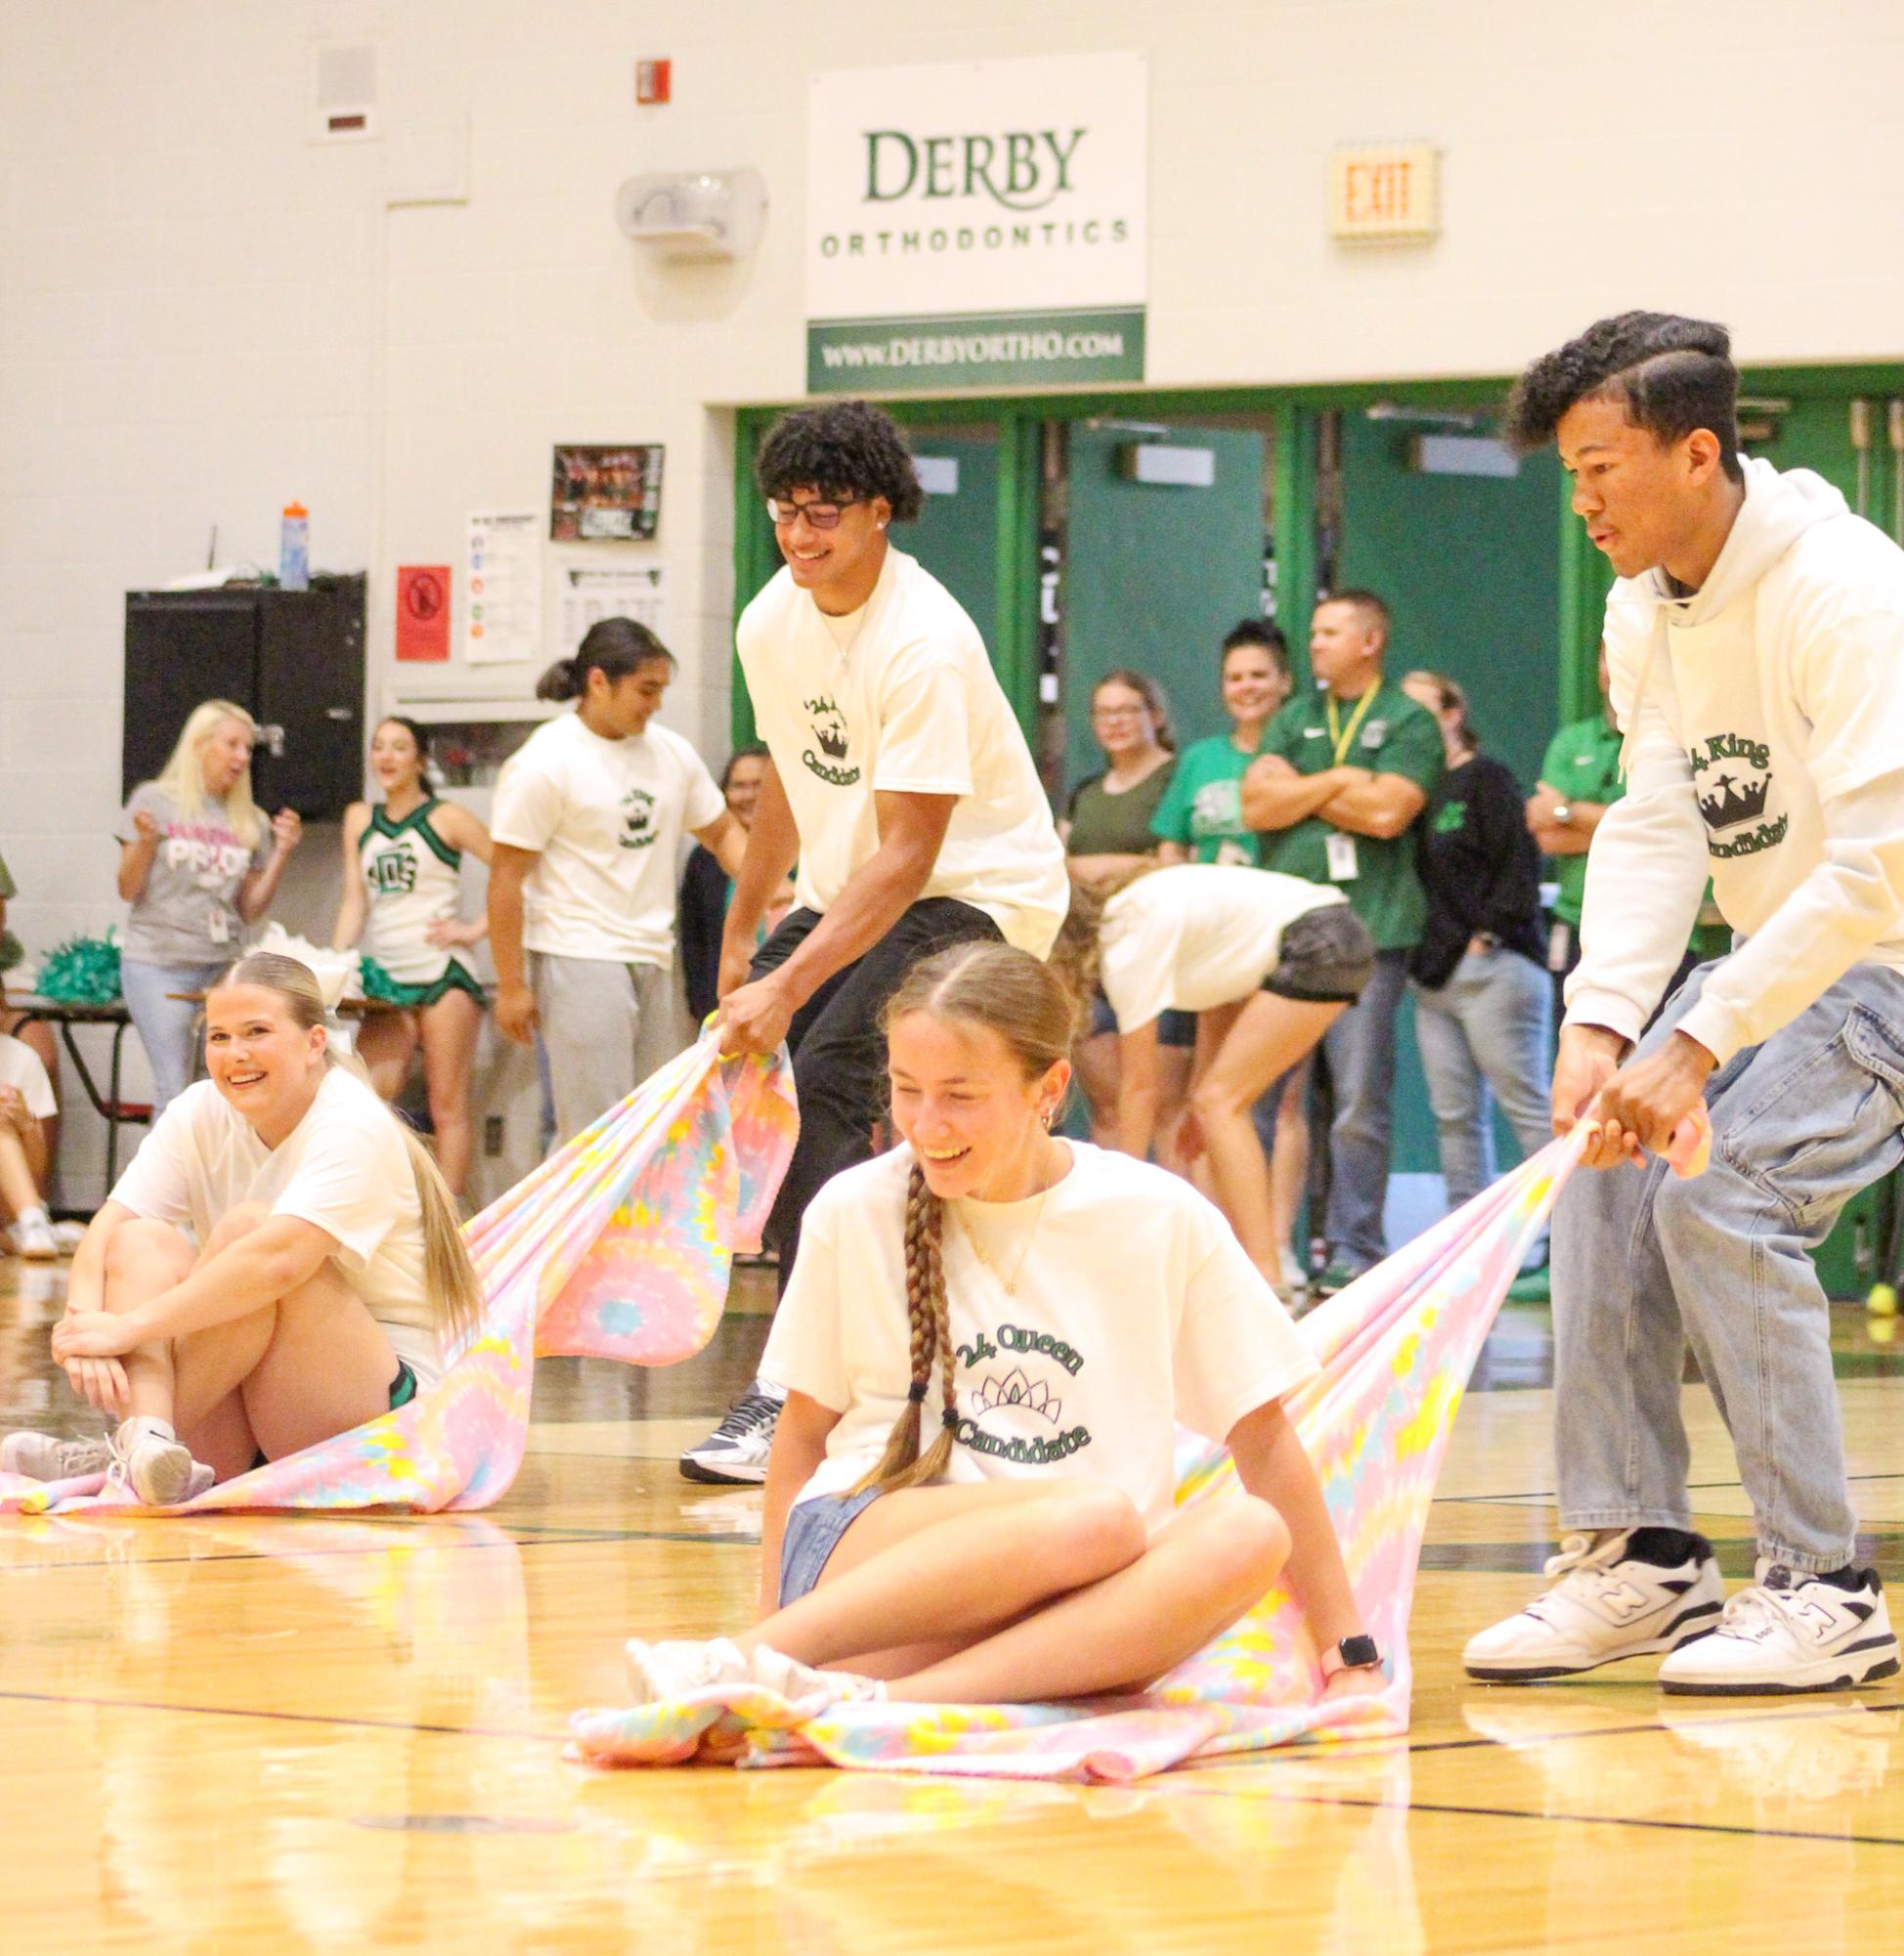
left=903, top=430, right=1000, bottom=654
left=1060, top=425, right=1267, bottom=789
left=1334, top=414, right=1564, bottom=1182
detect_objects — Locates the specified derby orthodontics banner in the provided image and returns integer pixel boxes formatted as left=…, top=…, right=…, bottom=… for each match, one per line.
left=805, top=53, right=1147, bottom=395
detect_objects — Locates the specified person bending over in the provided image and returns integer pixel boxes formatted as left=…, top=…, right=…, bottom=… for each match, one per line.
left=627, top=942, right=1385, bottom=1709
left=1056, top=863, right=1372, bottom=1290
left=1, top=953, right=480, bottom=1504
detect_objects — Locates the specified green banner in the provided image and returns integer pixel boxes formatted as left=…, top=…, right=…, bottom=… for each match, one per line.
left=807, top=306, right=1144, bottom=395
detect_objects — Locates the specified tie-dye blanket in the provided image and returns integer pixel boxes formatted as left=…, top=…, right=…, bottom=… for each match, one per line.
left=567, top=1132, right=1584, bottom=1782
left=0, top=1035, right=798, bottom=1516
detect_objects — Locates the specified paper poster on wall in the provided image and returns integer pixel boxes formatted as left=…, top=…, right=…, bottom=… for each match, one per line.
left=395, top=565, right=452, bottom=662
left=805, top=52, right=1147, bottom=395
left=556, top=563, right=668, bottom=660
left=550, top=444, right=665, bottom=541
left=463, top=512, right=541, bottom=666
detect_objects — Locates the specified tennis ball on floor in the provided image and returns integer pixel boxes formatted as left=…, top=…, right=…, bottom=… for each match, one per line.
left=1869, top=1282, right=1898, bottom=1320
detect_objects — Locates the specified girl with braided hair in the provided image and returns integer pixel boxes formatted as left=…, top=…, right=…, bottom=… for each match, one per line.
left=626, top=940, right=1383, bottom=1709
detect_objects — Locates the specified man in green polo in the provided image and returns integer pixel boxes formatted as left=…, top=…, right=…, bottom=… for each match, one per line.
left=1243, top=589, right=1445, bottom=1289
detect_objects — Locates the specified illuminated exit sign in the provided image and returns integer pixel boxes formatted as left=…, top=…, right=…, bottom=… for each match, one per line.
left=1329, top=144, right=1440, bottom=242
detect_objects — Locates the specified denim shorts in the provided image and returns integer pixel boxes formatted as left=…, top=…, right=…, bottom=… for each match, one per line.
left=779, top=1487, right=883, bottom=1606
left=1087, top=991, right=1195, bottom=1047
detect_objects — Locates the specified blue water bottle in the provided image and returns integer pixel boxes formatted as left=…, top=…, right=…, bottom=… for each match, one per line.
left=280, top=500, right=309, bottom=589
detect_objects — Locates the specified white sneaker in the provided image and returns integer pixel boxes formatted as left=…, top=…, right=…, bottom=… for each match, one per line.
left=1658, top=1563, right=1901, bottom=1696
left=0, top=1429, right=114, bottom=1481
left=749, top=1643, right=887, bottom=1709
left=1463, top=1529, right=1725, bottom=1681
left=12, top=1210, right=57, bottom=1261
left=109, top=1416, right=214, bottom=1506
left=1278, top=1248, right=1309, bottom=1296
left=624, top=1636, right=751, bottom=1705
left=678, top=1379, right=783, bottom=1486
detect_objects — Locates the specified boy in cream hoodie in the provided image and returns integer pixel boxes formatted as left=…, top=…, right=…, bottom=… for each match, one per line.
left=1465, top=313, right=1904, bottom=1695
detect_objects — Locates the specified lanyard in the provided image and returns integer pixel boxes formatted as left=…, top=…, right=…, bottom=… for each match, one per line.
left=1325, top=687, right=1378, bottom=765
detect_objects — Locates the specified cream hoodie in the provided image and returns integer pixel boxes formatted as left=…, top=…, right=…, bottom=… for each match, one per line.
left=1567, top=456, right=1904, bottom=1064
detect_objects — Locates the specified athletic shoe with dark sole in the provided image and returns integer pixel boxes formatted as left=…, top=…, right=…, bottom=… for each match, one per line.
left=1658, top=1563, right=1900, bottom=1696
left=1463, top=1528, right=1725, bottom=1681
left=678, top=1380, right=783, bottom=1486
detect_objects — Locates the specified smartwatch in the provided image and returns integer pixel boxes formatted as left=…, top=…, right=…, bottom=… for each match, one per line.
left=1320, top=1633, right=1382, bottom=1679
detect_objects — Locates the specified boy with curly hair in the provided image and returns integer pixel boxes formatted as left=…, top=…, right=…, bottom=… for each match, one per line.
left=682, top=401, right=1066, bottom=1485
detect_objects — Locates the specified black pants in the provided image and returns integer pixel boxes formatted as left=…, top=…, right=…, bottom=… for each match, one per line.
left=752, top=897, right=1003, bottom=1294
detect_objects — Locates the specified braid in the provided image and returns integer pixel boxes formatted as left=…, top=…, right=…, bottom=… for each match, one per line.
left=848, top=1165, right=953, bottom=1496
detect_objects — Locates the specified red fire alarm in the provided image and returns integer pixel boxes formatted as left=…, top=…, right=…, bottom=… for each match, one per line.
left=635, top=59, right=671, bottom=105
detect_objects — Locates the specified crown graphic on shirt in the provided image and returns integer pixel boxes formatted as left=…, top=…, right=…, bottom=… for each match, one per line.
left=974, top=1368, right=1062, bottom=1426
left=813, top=718, right=848, bottom=760
left=1696, top=769, right=1771, bottom=831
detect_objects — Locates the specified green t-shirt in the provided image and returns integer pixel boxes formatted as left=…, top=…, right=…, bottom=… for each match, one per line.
left=1064, top=761, right=1175, bottom=858
left=1257, top=680, right=1446, bottom=951
left=0, top=848, right=19, bottom=975
left=1149, top=733, right=1265, bottom=865
left=1537, top=713, right=1624, bottom=929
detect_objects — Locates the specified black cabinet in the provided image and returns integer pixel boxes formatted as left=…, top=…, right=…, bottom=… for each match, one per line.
left=123, top=576, right=367, bottom=818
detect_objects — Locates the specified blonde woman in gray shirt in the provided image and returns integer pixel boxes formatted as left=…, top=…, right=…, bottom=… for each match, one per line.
left=116, top=702, right=302, bottom=1115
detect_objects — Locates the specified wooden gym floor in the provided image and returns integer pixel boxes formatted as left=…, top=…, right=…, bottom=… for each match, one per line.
left=7, top=1252, right=1904, bottom=1954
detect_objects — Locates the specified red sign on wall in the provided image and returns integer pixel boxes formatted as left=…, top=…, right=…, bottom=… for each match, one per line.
left=396, top=565, right=452, bottom=661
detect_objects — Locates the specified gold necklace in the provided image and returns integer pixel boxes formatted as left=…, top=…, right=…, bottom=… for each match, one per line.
left=951, top=1146, right=1061, bottom=1297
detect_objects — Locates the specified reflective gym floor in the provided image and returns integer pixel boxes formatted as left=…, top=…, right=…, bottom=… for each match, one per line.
left=7, top=1256, right=1904, bottom=1955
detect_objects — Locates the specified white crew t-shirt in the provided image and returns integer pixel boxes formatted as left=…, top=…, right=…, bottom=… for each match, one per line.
left=1100, top=865, right=1350, bottom=1032
left=736, top=548, right=1068, bottom=958
left=490, top=711, right=725, bottom=967
left=109, top=1067, right=436, bottom=1345
left=759, top=1142, right=1316, bottom=1530
left=0, top=1033, right=57, bottom=1120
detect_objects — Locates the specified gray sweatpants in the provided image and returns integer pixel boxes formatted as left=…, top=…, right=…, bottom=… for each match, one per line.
left=531, top=952, right=678, bottom=1147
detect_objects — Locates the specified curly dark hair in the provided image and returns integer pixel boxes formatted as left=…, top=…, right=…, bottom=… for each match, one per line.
left=1505, top=311, right=1741, bottom=482
left=756, top=401, right=924, bottom=523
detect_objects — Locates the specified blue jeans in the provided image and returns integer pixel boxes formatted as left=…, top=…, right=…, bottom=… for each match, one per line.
left=1320, top=947, right=1408, bottom=1273
left=1553, top=958, right=1904, bottom=1572
left=120, top=957, right=229, bottom=1118
left=1410, top=946, right=1553, bottom=1210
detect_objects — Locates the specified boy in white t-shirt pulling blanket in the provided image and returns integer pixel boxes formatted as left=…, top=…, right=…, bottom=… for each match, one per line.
left=1, top=954, right=482, bottom=1505
left=682, top=403, right=1068, bottom=1487
left=627, top=941, right=1387, bottom=1709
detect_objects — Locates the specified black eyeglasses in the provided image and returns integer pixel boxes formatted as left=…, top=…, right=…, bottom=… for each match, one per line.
left=765, top=496, right=865, bottom=530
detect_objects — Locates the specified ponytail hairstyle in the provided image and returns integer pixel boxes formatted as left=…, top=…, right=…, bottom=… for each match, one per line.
left=847, top=942, right=1082, bottom=1499
left=1403, top=669, right=1478, bottom=755
left=212, top=952, right=484, bottom=1350
left=536, top=616, right=676, bottom=703
left=1049, top=858, right=1164, bottom=1001
left=371, top=716, right=438, bottom=792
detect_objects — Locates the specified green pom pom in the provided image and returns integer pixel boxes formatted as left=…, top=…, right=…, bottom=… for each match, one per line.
left=35, top=934, right=122, bottom=1005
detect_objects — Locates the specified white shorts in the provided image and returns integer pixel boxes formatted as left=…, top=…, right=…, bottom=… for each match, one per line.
left=378, top=1319, right=447, bottom=1394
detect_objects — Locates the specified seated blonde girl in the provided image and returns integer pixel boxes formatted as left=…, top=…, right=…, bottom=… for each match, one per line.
left=0, top=953, right=480, bottom=1503
left=625, top=942, right=1385, bottom=1710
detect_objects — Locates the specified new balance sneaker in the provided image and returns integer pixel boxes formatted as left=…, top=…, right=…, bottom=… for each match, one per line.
left=1657, top=1563, right=1900, bottom=1696
left=0, top=1429, right=114, bottom=1482
left=624, top=1636, right=751, bottom=1705
left=679, top=1378, right=784, bottom=1486
left=1463, top=1528, right=1725, bottom=1681
left=109, top=1416, right=215, bottom=1507
left=749, top=1643, right=887, bottom=1709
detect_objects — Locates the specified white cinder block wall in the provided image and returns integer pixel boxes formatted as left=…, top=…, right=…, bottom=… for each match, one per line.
left=4, top=0, right=1901, bottom=1198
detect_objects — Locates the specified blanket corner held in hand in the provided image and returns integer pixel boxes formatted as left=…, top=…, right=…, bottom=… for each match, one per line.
left=567, top=1132, right=1583, bottom=1782
left=0, top=1033, right=798, bottom=1518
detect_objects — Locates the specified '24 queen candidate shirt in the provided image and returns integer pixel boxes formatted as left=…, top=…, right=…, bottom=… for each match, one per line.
left=736, top=546, right=1068, bottom=958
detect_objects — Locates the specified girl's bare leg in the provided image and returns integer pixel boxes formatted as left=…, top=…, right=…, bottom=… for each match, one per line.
left=1, top=1014, right=60, bottom=1185
left=417, top=988, right=483, bottom=1196
left=1190, top=995, right=1343, bottom=1283
left=0, top=1125, right=40, bottom=1225
left=97, top=1220, right=199, bottom=1423
left=1072, top=1030, right=1120, bottom=1148
left=354, top=1009, right=419, bottom=1104
left=739, top=1480, right=1148, bottom=1675
left=1269, top=1058, right=1314, bottom=1270
left=887, top=1496, right=1290, bottom=1704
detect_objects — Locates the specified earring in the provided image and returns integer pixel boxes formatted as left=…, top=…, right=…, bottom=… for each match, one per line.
left=1041, top=1106, right=1056, bottom=1131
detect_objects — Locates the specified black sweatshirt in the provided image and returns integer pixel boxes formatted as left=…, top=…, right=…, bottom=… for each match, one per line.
left=1410, top=753, right=1547, bottom=989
